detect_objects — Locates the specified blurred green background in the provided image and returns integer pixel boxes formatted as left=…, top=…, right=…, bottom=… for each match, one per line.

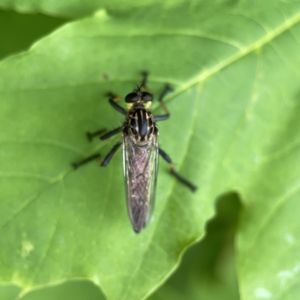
left=0, top=9, right=240, bottom=300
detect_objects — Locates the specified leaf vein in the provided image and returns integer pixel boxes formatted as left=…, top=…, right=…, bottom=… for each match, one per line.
left=241, top=182, right=300, bottom=268
left=30, top=180, right=65, bottom=283
left=0, top=139, right=84, bottom=155
left=0, top=172, right=52, bottom=182
left=164, top=11, right=300, bottom=104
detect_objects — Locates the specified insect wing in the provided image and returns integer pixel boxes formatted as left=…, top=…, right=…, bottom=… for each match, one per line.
left=123, top=135, right=158, bottom=233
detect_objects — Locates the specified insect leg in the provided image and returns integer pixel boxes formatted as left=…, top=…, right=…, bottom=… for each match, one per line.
left=73, top=141, right=122, bottom=169
left=101, top=141, right=122, bottom=166
left=87, top=126, right=122, bottom=142
left=87, top=129, right=106, bottom=142
left=140, top=71, right=149, bottom=89
left=72, top=153, right=101, bottom=169
left=158, top=148, right=197, bottom=192
left=154, top=115, right=169, bottom=122
left=100, top=127, right=122, bottom=140
left=108, top=93, right=127, bottom=115
left=153, top=85, right=173, bottom=122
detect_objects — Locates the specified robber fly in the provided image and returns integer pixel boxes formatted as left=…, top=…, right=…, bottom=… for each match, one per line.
left=73, top=73, right=197, bottom=233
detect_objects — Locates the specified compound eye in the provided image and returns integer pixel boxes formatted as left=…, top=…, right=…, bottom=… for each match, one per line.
left=142, top=92, right=153, bottom=102
left=125, top=92, right=139, bottom=103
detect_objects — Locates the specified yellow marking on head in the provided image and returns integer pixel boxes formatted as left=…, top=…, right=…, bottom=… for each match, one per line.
left=126, top=101, right=152, bottom=109
left=144, top=101, right=152, bottom=108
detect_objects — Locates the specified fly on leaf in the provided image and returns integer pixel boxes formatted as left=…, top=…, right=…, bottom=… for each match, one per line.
left=73, top=73, right=197, bottom=233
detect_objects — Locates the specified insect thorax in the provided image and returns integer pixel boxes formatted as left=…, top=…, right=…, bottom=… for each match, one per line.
left=123, top=106, right=158, bottom=142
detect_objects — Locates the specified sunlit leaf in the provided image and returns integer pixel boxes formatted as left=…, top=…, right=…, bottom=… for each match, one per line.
left=150, top=193, right=241, bottom=300
left=0, top=0, right=182, bottom=18
left=1, top=1, right=300, bottom=299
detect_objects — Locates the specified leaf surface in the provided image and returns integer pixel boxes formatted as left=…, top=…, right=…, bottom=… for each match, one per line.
left=150, top=193, right=241, bottom=300
left=1, top=1, right=300, bottom=300
left=0, top=0, right=182, bottom=18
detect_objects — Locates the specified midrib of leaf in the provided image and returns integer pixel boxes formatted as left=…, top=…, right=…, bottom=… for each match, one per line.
left=3, top=8, right=300, bottom=299
left=166, top=10, right=300, bottom=103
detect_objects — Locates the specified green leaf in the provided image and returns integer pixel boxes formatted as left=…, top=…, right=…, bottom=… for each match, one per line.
left=0, top=280, right=105, bottom=300
left=0, top=0, right=183, bottom=18
left=150, top=193, right=241, bottom=300
left=0, top=284, right=20, bottom=300
left=1, top=1, right=300, bottom=300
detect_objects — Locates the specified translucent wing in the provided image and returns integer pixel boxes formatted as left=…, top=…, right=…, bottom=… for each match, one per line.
left=122, top=135, right=158, bottom=233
